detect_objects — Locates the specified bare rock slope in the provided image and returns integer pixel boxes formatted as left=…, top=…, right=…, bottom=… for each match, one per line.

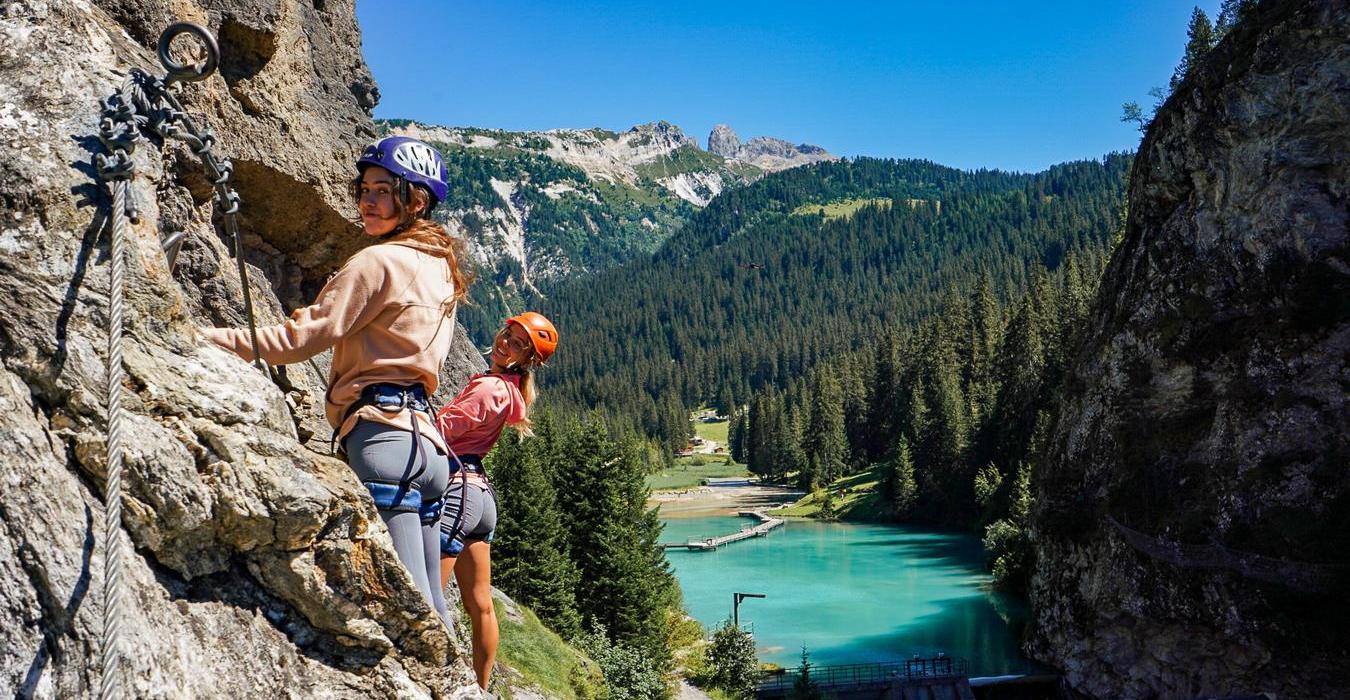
left=1030, top=0, right=1349, bottom=697
left=1, top=0, right=482, bottom=697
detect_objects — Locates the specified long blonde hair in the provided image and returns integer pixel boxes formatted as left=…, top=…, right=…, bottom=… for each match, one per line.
left=495, top=325, right=542, bottom=436
left=507, top=366, right=538, bottom=437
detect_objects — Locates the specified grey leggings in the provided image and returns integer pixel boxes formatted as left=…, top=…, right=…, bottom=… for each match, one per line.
left=344, top=420, right=451, bottom=626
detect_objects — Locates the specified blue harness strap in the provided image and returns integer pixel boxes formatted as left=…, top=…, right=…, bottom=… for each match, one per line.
left=364, top=481, right=422, bottom=513
left=341, top=383, right=445, bottom=521
left=419, top=496, right=444, bottom=526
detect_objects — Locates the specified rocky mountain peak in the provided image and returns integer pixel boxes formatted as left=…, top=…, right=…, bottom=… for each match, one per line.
left=628, top=120, right=697, bottom=148
left=708, top=124, right=741, bottom=157
left=706, top=123, right=837, bottom=172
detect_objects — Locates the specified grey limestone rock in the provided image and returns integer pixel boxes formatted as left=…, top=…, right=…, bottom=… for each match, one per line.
left=707, top=124, right=740, bottom=158
left=1029, top=0, right=1350, bottom=697
left=705, top=124, right=836, bottom=172
left=0, top=0, right=484, bottom=696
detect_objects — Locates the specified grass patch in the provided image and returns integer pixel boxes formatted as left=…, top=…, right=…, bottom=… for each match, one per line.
left=693, top=418, right=729, bottom=446
left=633, top=145, right=728, bottom=180
left=648, top=460, right=748, bottom=491
left=496, top=598, right=601, bottom=700
left=773, top=464, right=890, bottom=520
left=791, top=197, right=893, bottom=221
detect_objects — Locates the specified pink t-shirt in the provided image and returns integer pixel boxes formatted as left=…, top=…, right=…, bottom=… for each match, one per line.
left=435, top=373, right=526, bottom=458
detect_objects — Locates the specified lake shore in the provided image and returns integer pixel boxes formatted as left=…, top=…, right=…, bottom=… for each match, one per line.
left=650, top=480, right=804, bottom=518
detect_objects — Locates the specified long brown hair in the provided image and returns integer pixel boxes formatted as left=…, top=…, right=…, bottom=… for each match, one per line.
left=360, top=180, right=475, bottom=305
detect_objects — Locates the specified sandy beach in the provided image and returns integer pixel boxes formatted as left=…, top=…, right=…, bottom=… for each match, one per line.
left=649, top=480, right=804, bottom=518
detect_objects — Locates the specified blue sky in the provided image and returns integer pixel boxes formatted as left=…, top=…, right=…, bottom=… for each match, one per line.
left=356, top=1, right=1220, bottom=173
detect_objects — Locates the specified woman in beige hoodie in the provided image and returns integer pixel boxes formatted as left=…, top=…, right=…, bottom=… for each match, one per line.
left=203, top=137, right=470, bottom=625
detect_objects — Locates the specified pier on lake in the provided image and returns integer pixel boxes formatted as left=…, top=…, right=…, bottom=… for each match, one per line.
left=663, top=510, right=784, bottom=551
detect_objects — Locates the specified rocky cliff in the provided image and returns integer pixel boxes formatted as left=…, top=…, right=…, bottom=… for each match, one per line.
left=1030, top=0, right=1349, bottom=697
left=0, top=1, right=483, bottom=697
left=706, top=124, right=836, bottom=172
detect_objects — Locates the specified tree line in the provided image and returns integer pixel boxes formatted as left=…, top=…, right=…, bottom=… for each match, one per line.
left=540, top=154, right=1132, bottom=455
left=728, top=250, right=1110, bottom=592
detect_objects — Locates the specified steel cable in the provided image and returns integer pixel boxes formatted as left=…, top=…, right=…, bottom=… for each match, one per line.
left=92, top=23, right=263, bottom=698
left=97, top=178, right=130, bottom=700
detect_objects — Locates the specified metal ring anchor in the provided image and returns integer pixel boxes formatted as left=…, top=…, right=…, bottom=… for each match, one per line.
left=157, top=22, right=219, bottom=85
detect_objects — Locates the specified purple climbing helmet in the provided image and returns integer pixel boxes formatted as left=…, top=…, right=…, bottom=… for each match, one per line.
left=356, top=136, right=449, bottom=208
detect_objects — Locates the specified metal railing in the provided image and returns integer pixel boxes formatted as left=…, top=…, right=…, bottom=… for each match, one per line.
left=755, top=657, right=969, bottom=694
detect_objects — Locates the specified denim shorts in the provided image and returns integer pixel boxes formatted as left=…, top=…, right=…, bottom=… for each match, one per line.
left=440, top=477, right=496, bottom=556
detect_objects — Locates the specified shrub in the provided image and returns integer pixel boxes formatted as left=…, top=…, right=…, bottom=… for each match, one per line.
left=575, top=625, right=668, bottom=700
left=706, top=622, right=759, bottom=699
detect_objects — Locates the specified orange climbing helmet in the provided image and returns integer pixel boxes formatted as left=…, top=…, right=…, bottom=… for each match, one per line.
left=506, top=311, right=559, bottom=363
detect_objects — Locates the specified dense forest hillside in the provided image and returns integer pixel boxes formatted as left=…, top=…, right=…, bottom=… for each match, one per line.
left=540, top=155, right=1132, bottom=449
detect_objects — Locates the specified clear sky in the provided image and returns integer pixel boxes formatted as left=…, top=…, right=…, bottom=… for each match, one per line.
left=356, top=1, right=1221, bottom=173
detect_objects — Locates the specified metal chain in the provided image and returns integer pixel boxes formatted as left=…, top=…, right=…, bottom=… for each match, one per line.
left=92, top=22, right=262, bottom=700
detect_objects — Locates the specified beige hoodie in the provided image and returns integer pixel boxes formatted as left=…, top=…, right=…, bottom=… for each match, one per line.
left=203, top=233, right=456, bottom=451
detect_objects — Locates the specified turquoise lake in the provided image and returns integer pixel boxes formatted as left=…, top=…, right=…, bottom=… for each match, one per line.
left=660, top=514, right=1039, bottom=675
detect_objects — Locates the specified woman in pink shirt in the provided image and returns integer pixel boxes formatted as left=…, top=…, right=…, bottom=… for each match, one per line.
left=436, top=311, right=558, bottom=690
left=203, top=137, right=471, bottom=627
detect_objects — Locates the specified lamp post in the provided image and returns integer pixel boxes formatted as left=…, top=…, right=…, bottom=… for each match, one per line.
left=733, top=592, right=766, bottom=628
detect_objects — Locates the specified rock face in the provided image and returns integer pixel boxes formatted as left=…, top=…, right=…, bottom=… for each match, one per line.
left=705, top=124, right=836, bottom=172
left=1029, top=1, right=1349, bottom=697
left=707, top=124, right=741, bottom=158
left=0, top=0, right=482, bottom=697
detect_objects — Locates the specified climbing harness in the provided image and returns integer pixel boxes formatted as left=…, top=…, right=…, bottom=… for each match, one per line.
left=440, top=451, right=492, bottom=557
left=92, top=22, right=262, bottom=700
left=336, top=383, right=445, bottom=524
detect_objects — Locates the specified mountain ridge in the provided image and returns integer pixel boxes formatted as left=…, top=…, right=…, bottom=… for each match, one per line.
left=379, top=118, right=836, bottom=343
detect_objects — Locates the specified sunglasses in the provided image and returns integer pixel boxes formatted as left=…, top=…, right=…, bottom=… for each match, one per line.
left=497, top=327, right=533, bottom=354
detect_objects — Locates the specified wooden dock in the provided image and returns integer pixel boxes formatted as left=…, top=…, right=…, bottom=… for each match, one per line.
left=662, top=510, right=784, bottom=551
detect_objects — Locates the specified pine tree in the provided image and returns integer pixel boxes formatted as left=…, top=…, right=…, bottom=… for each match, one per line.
left=747, top=392, right=769, bottom=474
left=661, top=394, right=691, bottom=455
left=803, top=369, right=848, bottom=485
left=791, top=648, right=824, bottom=700
left=778, top=399, right=808, bottom=483
left=729, top=406, right=748, bottom=464
left=487, top=421, right=582, bottom=637
left=992, top=291, right=1046, bottom=469
left=888, top=436, right=917, bottom=518
left=1215, top=0, right=1251, bottom=39
left=565, top=415, right=678, bottom=663
left=716, top=385, right=736, bottom=419
left=836, top=354, right=871, bottom=471
left=967, top=274, right=1001, bottom=427
left=1170, top=8, right=1217, bottom=92
left=922, top=357, right=972, bottom=522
